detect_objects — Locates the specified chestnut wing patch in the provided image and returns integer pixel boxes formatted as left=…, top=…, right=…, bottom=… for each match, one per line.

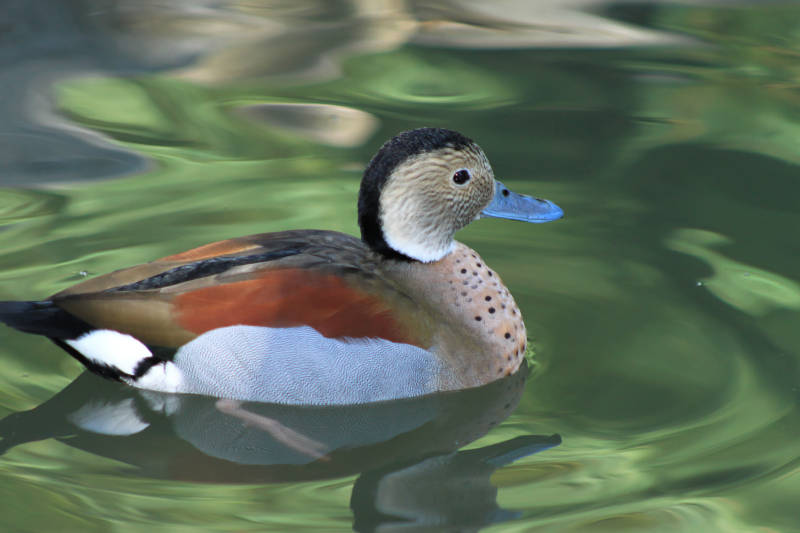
left=173, top=268, right=423, bottom=348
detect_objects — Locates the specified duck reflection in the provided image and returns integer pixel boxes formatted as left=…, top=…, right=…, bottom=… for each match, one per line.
left=0, top=362, right=558, bottom=528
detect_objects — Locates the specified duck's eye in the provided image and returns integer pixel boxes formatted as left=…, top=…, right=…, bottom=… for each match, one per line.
left=452, top=169, right=471, bottom=185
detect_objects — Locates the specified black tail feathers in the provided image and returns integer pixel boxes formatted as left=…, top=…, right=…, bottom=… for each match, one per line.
left=0, top=300, right=91, bottom=340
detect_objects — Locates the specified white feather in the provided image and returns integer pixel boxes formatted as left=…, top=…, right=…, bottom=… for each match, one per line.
left=383, top=232, right=455, bottom=263
left=129, top=361, right=186, bottom=394
left=66, top=329, right=152, bottom=375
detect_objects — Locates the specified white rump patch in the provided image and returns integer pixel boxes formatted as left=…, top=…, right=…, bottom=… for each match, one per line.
left=129, top=361, right=186, bottom=394
left=66, top=329, right=152, bottom=376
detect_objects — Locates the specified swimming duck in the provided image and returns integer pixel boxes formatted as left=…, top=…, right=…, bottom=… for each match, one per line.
left=0, top=128, right=562, bottom=405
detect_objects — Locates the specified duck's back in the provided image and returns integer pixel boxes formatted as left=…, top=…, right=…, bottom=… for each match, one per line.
left=53, top=230, right=430, bottom=348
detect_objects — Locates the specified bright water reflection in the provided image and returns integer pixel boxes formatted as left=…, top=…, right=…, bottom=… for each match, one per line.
left=1, top=1, right=800, bottom=531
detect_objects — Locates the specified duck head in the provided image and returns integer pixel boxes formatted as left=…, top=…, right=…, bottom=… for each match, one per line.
left=358, top=128, right=563, bottom=263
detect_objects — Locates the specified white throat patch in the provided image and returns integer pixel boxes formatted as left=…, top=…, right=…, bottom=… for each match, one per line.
left=383, top=231, right=455, bottom=263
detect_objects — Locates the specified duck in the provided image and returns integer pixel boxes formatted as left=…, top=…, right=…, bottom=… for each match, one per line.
left=0, top=128, right=562, bottom=405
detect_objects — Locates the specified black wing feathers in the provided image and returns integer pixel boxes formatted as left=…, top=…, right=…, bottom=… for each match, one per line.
left=0, top=301, right=92, bottom=339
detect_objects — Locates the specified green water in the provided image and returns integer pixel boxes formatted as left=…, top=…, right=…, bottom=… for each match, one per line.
left=2, top=1, right=800, bottom=531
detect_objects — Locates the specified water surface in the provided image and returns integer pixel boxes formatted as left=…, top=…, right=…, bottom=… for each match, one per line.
left=1, top=1, right=800, bottom=531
